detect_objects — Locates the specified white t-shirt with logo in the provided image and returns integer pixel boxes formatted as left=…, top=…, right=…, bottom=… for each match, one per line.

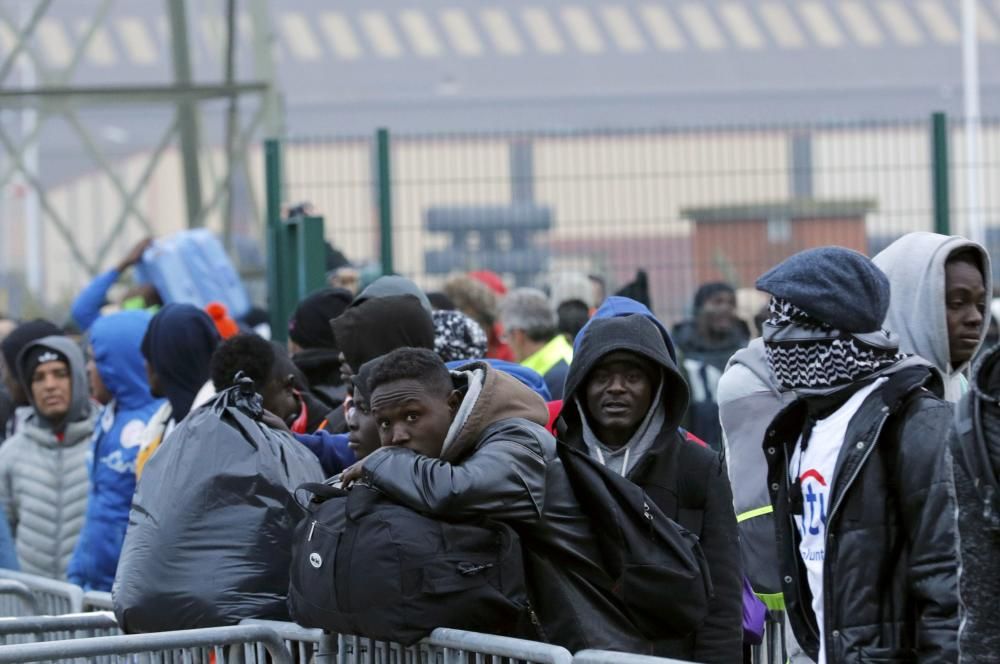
left=789, top=378, right=885, bottom=664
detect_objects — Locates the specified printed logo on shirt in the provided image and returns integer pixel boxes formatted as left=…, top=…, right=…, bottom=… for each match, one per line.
left=797, top=468, right=828, bottom=562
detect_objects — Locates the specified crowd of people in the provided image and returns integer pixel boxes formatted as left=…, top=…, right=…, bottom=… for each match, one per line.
left=0, top=230, right=997, bottom=663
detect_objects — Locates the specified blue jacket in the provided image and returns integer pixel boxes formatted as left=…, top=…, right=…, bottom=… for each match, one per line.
left=68, top=311, right=163, bottom=591
left=70, top=269, right=119, bottom=332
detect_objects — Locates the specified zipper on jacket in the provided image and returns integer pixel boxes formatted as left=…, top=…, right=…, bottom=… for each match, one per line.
left=307, top=520, right=317, bottom=542
left=55, top=445, right=64, bottom=578
left=821, top=410, right=888, bottom=659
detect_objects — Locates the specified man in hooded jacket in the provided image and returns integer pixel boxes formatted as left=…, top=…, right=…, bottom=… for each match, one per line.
left=342, top=348, right=651, bottom=653
left=758, top=247, right=958, bottom=663
left=68, top=311, right=163, bottom=590
left=873, top=231, right=991, bottom=402
left=134, top=304, right=220, bottom=479
left=558, top=314, right=743, bottom=663
left=949, top=342, right=1000, bottom=661
left=0, top=335, right=97, bottom=578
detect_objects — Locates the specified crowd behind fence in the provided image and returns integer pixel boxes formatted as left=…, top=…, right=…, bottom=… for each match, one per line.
left=275, top=115, right=1000, bottom=324
left=0, top=569, right=773, bottom=664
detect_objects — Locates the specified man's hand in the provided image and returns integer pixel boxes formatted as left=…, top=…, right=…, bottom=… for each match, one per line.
left=116, top=237, right=154, bottom=273
left=341, top=460, right=365, bottom=488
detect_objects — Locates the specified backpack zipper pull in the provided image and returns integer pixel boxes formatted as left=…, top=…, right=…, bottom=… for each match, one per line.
left=308, top=520, right=317, bottom=542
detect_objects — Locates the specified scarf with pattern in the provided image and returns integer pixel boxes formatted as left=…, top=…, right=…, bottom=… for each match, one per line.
left=763, top=298, right=906, bottom=391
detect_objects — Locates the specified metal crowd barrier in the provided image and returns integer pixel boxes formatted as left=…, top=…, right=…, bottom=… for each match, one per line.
left=0, top=611, right=119, bottom=646
left=0, top=570, right=83, bottom=615
left=81, top=590, right=114, bottom=612
left=0, top=623, right=293, bottom=664
left=573, top=650, right=695, bottom=664
left=429, top=628, right=573, bottom=664
left=240, top=621, right=575, bottom=664
left=0, top=579, right=37, bottom=617
left=241, top=618, right=328, bottom=662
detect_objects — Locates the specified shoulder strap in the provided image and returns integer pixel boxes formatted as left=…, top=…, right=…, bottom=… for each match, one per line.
left=676, top=434, right=713, bottom=508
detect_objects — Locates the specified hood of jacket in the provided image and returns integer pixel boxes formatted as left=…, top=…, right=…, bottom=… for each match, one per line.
left=873, top=232, right=992, bottom=397
left=561, top=314, right=689, bottom=444
left=141, top=303, right=220, bottom=420
left=445, top=358, right=552, bottom=401
left=440, top=360, right=550, bottom=462
left=90, top=310, right=158, bottom=411
left=331, top=294, right=436, bottom=371
left=574, top=296, right=677, bottom=362
left=353, top=275, right=433, bottom=313
left=671, top=318, right=750, bottom=358
left=17, top=335, right=93, bottom=431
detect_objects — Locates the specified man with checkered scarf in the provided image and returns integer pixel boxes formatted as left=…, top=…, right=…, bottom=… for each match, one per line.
left=756, top=247, right=958, bottom=664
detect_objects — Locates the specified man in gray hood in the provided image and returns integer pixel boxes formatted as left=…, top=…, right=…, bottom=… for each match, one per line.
left=873, top=231, right=991, bottom=401
left=0, top=335, right=96, bottom=579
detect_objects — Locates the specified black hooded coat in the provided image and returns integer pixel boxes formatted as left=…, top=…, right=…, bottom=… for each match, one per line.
left=558, top=315, right=743, bottom=663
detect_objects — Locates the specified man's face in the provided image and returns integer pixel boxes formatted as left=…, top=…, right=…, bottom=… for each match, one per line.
left=347, top=391, right=381, bottom=459
left=584, top=351, right=656, bottom=449
left=698, top=290, right=737, bottom=335
left=371, top=378, right=459, bottom=458
left=261, top=373, right=300, bottom=425
left=0, top=356, right=25, bottom=405
left=504, top=328, right=530, bottom=362
left=945, top=259, right=987, bottom=367
left=144, top=360, right=164, bottom=399
left=86, top=346, right=112, bottom=406
left=31, top=360, right=72, bottom=421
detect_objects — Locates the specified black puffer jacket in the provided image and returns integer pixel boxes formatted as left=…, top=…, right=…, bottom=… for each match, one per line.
left=559, top=314, right=743, bottom=664
left=765, top=365, right=958, bottom=663
left=950, top=345, right=1000, bottom=662
left=359, top=361, right=647, bottom=653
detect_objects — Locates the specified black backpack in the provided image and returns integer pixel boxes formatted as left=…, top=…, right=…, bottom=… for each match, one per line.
left=287, top=482, right=529, bottom=645
left=556, top=441, right=713, bottom=639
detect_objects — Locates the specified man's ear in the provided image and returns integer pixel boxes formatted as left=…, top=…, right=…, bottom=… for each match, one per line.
left=447, top=389, right=462, bottom=415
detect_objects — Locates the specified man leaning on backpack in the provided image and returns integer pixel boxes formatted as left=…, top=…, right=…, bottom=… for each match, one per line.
left=341, top=348, right=710, bottom=653
left=757, top=248, right=959, bottom=663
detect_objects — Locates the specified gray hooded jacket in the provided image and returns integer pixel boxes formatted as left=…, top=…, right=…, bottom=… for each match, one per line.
left=873, top=232, right=992, bottom=402
left=0, top=336, right=96, bottom=579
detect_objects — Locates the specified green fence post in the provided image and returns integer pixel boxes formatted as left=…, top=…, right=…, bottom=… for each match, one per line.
left=294, top=216, right=328, bottom=297
left=931, top=112, right=950, bottom=236
left=264, top=138, right=288, bottom=342
left=376, top=128, right=394, bottom=276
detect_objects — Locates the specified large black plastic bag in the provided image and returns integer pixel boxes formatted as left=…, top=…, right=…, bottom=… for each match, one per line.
left=113, top=378, right=324, bottom=632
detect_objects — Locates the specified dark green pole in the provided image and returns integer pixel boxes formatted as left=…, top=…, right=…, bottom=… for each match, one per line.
left=264, top=138, right=287, bottom=342
left=931, top=112, right=950, bottom=236
left=376, top=128, right=394, bottom=275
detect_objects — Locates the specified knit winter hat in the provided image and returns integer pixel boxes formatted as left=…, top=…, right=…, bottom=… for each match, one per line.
left=432, top=310, right=488, bottom=363
left=19, top=345, right=69, bottom=383
left=288, top=288, right=352, bottom=349
left=205, top=302, right=239, bottom=340
left=755, top=247, right=890, bottom=333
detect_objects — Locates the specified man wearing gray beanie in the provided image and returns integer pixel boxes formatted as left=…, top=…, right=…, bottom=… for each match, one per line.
left=756, top=247, right=958, bottom=663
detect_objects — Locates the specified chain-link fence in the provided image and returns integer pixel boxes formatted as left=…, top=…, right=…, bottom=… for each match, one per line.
left=274, top=114, right=1000, bottom=325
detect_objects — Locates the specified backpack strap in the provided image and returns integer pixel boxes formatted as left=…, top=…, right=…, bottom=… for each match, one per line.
left=676, top=434, right=714, bottom=535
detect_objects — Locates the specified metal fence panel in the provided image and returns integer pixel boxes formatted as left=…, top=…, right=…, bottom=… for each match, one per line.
left=81, top=591, right=114, bottom=612
left=0, top=570, right=83, bottom=615
left=279, top=118, right=1000, bottom=326
left=0, top=580, right=37, bottom=618
left=573, top=649, right=696, bottom=664
left=0, top=611, right=120, bottom=646
left=241, top=618, right=328, bottom=662
left=0, top=624, right=293, bottom=664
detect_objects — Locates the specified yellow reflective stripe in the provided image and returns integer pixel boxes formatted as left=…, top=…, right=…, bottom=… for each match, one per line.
left=755, top=592, right=785, bottom=611
left=736, top=504, right=774, bottom=523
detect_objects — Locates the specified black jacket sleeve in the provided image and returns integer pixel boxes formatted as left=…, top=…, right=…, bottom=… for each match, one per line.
left=897, top=400, right=959, bottom=662
left=691, top=452, right=744, bottom=664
